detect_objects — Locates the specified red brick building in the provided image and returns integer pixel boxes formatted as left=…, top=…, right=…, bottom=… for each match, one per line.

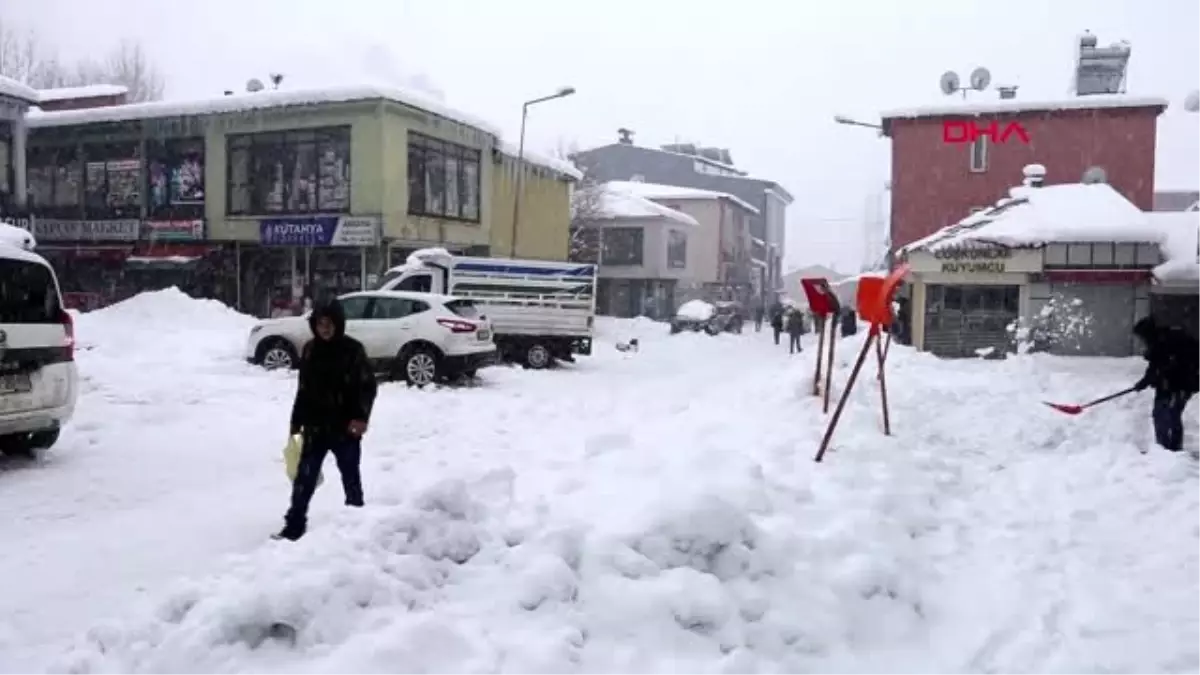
left=881, top=94, right=1167, bottom=251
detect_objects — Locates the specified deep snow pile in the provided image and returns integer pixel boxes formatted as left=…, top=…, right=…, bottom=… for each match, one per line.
left=2, top=293, right=1196, bottom=673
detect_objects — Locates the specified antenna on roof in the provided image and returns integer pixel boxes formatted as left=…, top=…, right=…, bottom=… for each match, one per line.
left=939, top=67, right=991, bottom=100
left=269, top=73, right=284, bottom=89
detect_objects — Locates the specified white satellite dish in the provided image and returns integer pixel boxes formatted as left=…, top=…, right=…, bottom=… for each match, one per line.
left=939, top=71, right=961, bottom=96
left=1081, top=166, right=1108, bottom=184
left=969, top=67, right=992, bottom=91
left=246, top=78, right=265, bottom=93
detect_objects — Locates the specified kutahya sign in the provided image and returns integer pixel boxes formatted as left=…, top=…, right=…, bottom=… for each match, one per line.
left=259, top=216, right=381, bottom=247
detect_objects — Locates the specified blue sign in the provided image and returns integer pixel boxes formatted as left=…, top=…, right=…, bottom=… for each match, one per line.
left=259, top=216, right=339, bottom=246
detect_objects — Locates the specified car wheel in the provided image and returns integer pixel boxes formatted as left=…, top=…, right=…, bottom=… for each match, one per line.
left=258, top=339, right=298, bottom=370
left=524, top=343, right=552, bottom=370
left=0, top=428, right=60, bottom=458
left=402, top=348, right=440, bottom=388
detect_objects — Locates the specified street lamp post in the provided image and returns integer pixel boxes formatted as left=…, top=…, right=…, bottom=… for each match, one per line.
left=511, top=86, right=576, bottom=256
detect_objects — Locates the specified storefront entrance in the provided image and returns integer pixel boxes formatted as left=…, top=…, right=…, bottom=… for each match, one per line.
left=923, top=284, right=1020, bottom=358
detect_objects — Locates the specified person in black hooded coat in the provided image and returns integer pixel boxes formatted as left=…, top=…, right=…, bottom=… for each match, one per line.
left=276, top=300, right=378, bottom=541
left=1132, top=317, right=1199, bottom=452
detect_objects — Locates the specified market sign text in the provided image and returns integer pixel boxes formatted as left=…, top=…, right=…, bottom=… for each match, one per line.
left=942, top=120, right=1031, bottom=145
left=935, top=246, right=1011, bottom=274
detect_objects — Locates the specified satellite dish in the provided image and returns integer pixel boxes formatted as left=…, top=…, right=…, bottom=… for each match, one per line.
left=969, top=67, right=992, bottom=91
left=246, top=78, right=265, bottom=93
left=1081, top=166, right=1108, bottom=184
left=1185, top=89, right=1200, bottom=113
left=939, top=71, right=961, bottom=96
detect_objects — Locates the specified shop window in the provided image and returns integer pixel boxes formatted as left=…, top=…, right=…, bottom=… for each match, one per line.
left=82, top=142, right=141, bottom=219
left=407, top=132, right=481, bottom=222
left=337, top=295, right=371, bottom=320
left=226, top=126, right=351, bottom=216
left=667, top=230, right=687, bottom=268
left=27, top=145, right=83, bottom=218
left=942, top=285, right=963, bottom=311
left=601, top=227, right=644, bottom=266
left=147, top=138, right=205, bottom=219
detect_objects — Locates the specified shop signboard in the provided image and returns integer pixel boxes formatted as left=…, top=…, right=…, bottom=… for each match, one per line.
left=906, top=246, right=1043, bottom=275
left=31, top=219, right=140, bottom=242
left=144, top=219, right=205, bottom=241
left=259, top=216, right=381, bottom=247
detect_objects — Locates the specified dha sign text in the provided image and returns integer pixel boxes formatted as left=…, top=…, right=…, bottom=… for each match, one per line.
left=942, top=120, right=1031, bottom=145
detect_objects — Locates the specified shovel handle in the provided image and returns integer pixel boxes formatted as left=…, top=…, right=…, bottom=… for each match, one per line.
left=1082, top=386, right=1139, bottom=410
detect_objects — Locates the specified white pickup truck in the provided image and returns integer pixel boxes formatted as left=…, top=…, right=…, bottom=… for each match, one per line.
left=377, top=248, right=596, bottom=368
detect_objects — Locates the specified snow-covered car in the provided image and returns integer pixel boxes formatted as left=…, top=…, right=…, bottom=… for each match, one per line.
left=244, top=290, right=498, bottom=386
left=0, top=230, right=78, bottom=457
left=670, top=300, right=716, bottom=334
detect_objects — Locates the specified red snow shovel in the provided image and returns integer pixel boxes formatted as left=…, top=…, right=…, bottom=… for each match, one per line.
left=1043, top=386, right=1138, bottom=415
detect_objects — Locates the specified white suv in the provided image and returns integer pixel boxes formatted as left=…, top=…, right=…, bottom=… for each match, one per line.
left=0, top=228, right=78, bottom=457
left=244, top=290, right=497, bottom=386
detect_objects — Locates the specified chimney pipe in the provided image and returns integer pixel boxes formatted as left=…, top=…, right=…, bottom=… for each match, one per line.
left=617, top=128, right=634, bottom=145
left=997, top=85, right=1018, bottom=99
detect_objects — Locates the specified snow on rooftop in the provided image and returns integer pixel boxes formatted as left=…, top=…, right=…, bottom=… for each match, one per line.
left=1147, top=211, right=1200, bottom=284
left=903, top=182, right=1158, bottom=253
left=496, top=140, right=583, bottom=181
left=880, top=94, right=1169, bottom=121
left=37, top=84, right=129, bottom=102
left=589, top=183, right=700, bottom=227
left=25, top=84, right=502, bottom=137
left=604, top=180, right=761, bottom=214
left=0, top=75, right=38, bottom=104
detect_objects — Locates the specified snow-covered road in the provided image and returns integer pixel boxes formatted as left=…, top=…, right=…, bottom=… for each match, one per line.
left=0, top=290, right=1195, bottom=673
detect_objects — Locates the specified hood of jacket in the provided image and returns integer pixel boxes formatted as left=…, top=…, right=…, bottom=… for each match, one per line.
left=1133, top=316, right=1157, bottom=342
left=308, top=300, right=347, bottom=340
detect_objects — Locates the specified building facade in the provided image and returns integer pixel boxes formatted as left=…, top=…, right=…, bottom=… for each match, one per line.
left=19, top=85, right=576, bottom=315
left=0, top=77, right=36, bottom=218
left=569, top=135, right=792, bottom=300
left=571, top=185, right=700, bottom=319
left=881, top=95, right=1167, bottom=253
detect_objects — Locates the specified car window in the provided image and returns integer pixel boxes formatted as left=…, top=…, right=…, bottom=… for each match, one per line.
left=371, top=297, right=431, bottom=319
left=338, top=296, right=371, bottom=320
left=0, top=259, right=61, bottom=324
left=444, top=299, right=480, bottom=318
left=395, top=274, right=432, bottom=293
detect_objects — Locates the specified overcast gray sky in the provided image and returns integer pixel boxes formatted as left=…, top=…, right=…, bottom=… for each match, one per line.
left=5, top=0, right=1197, bottom=273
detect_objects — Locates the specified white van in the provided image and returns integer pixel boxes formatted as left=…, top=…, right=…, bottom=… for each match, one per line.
left=0, top=224, right=78, bottom=457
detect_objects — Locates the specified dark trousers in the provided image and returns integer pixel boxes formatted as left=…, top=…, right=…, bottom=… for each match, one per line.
left=789, top=333, right=803, bottom=354
left=1152, top=390, right=1194, bottom=451
left=772, top=325, right=782, bottom=344
left=284, top=432, right=363, bottom=531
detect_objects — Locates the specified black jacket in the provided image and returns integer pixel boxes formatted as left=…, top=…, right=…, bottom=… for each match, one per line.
left=785, top=311, right=805, bottom=335
left=290, top=301, right=378, bottom=435
left=1134, top=318, right=1199, bottom=395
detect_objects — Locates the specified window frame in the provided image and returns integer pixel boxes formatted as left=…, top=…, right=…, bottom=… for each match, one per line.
left=406, top=131, right=482, bottom=223
left=225, top=126, right=352, bottom=217
left=146, top=137, right=206, bottom=220
left=27, top=144, right=84, bottom=219
left=601, top=227, right=645, bottom=266
left=667, top=229, right=688, bottom=269
left=81, top=140, right=142, bottom=220
left=969, top=135, right=988, bottom=173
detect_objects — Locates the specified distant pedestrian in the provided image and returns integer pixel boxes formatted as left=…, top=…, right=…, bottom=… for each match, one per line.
left=753, top=301, right=765, bottom=332
left=786, top=308, right=805, bottom=354
left=275, top=300, right=378, bottom=541
left=840, top=307, right=858, bottom=338
left=769, top=301, right=784, bottom=345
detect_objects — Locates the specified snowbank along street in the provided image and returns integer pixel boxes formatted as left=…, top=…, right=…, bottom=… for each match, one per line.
left=0, top=289, right=1195, bottom=673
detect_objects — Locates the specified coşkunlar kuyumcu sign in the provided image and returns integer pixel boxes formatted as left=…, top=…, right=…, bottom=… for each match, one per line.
left=934, top=246, right=1012, bottom=273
